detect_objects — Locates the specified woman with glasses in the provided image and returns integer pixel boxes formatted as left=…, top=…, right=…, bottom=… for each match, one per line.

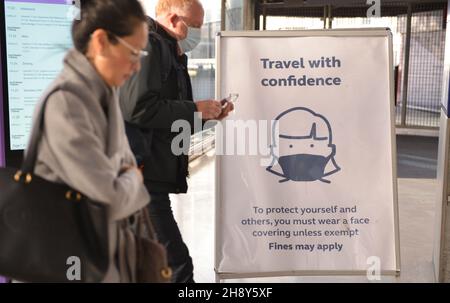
left=29, top=0, right=150, bottom=282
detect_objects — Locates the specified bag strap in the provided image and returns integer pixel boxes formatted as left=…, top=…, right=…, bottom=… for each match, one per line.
left=136, top=207, right=157, bottom=242
left=21, top=87, right=60, bottom=174
left=142, top=207, right=157, bottom=239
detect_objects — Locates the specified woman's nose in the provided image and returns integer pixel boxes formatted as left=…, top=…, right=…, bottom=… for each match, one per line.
left=135, top=60, right=142, bottom=73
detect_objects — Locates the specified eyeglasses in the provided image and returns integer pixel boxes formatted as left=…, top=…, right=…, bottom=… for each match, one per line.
left=179, top=17, right=201, bottom=30
left=111, top=33, right=148, bottom=64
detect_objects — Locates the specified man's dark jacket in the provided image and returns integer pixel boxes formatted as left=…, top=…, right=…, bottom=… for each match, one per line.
left=119, top=18, right=197, bottom=194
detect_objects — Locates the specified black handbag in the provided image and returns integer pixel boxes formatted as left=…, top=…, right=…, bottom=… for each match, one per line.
left=0, top=95, right=109, bottom=283
left=135, top=208, right=172, bottom=283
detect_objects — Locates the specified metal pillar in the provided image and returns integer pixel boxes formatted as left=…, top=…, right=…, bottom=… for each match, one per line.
left=244, top=0, right=256, bottom=30
left=433, top=0, right=450, bottom=283
left=322, top=5, right=328, bottom=29
left=262, top=0, right=267, bottom=31
left=328, top=5, right=333, bottom=29
left=322, top=5, right=333, bottom=29
left=434, top=114, right=450, bottom=282
left=221, top=0, right=226, bottom=31
left=400, top=4, right=413, bottom=127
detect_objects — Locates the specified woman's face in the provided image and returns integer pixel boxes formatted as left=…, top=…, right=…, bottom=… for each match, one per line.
left=90, top=22, right=149, bottom=87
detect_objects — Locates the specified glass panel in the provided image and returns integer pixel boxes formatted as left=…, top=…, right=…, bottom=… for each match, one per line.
left=226, top=0, right=244, bottom=31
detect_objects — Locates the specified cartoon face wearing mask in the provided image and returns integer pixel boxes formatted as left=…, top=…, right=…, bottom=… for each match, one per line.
left=266, top=107, right=341, bottom=184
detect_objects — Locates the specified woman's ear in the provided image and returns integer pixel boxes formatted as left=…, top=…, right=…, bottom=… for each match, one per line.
left=90, top=29, right=109, bottom=57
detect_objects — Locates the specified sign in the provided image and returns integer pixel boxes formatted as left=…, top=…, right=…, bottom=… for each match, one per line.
left=2, top=0, right=72, bottom=152
left=215, top=29, right=400, bottom=278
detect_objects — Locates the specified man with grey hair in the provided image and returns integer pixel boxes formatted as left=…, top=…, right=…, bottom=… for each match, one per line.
left=119, top=0, right=233, bottom=283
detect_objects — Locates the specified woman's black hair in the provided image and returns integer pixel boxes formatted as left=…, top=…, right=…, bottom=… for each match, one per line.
left=72, top=0, right=147, bottom=54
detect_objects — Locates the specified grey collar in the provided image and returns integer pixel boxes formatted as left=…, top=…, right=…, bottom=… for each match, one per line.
left=63, top=49, right=113, bottom=110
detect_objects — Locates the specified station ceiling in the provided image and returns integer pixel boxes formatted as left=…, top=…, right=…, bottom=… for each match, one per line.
left=257, top=0, right=447, bottom=18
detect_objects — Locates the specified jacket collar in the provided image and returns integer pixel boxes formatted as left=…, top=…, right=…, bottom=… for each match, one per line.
left=148, top=17, right=180, bottom=54
left=63, top=49, right=113, bottom=109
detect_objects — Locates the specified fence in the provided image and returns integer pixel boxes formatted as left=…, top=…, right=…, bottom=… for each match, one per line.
left=257, top=0, right=447, bottom=130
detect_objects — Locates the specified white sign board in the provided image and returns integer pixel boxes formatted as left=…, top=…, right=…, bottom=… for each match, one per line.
left=215, top=29, right=400, bottom=278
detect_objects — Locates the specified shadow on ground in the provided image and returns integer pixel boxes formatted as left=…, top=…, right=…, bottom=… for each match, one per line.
left=397, top=135, right=438, bottom=179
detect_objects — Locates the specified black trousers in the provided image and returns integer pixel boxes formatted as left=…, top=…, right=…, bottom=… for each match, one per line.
left=147, top=192, right=195, bottom=283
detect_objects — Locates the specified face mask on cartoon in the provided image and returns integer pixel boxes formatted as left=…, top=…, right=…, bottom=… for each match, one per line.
left=266, top=107, right=341, bottom=184
left=179, top=26, right=201, bottom=53
left=278, top=154, right=331, bottom=182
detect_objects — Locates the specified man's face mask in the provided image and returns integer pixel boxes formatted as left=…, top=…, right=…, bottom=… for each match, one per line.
left=178, top=20, right=201, bottom=53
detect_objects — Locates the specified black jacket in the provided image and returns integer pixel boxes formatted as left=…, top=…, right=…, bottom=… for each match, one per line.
left=120, top=18, right=197, bottom=194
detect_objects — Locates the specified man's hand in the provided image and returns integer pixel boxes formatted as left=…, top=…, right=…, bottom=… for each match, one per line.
left=216, top=100, right=235, bottom=120
left=195, top=99, right=222, bottom=120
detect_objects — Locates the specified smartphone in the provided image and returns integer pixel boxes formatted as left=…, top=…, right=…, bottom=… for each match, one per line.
left=221, top=93, right=239, bottom=108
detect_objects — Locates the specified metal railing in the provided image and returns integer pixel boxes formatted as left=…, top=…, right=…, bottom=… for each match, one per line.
left=189, top=129, right=216, bottom=162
